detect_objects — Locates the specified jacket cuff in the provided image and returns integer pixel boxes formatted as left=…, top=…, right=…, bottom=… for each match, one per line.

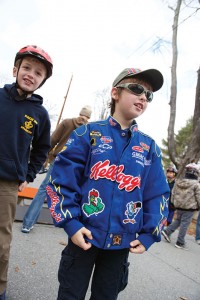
left=138, top=233, right=161, bottom=250
left=63, top=219, right=84, bottom=238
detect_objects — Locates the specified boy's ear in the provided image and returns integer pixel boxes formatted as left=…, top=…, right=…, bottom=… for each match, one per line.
left=13, top=66, right=17, bottom=78
left=111, top=87, right=119, bottom=100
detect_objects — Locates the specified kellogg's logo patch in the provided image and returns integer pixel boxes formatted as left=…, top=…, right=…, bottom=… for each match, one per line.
left=90, top=160, right=140, bottom=192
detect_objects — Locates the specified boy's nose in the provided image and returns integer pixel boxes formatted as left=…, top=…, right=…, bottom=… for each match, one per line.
left=27, top=71, right=34, bottom=78
left=138, top=93, right=147, bottom=102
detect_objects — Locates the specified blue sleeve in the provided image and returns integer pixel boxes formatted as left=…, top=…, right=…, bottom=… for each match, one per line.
left=137, top=143, right=170, bottom=250
left=46, top=125, right=89, bottom=237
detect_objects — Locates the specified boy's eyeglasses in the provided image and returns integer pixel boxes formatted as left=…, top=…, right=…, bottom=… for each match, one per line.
left=115, top=83, right=153, bottom=103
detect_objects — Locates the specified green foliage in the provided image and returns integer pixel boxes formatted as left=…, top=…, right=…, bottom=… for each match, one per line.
left=161, top=117, right=193, bottom=169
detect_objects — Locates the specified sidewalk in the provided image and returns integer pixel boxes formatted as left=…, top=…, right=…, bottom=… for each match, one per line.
left=7, top=221, right=200, bottom=300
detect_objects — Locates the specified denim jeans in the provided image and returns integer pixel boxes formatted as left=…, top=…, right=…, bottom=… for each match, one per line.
left=165, top=209, right=194, bottom=245
left=196, top=212, right=200, bottom=241
left=22, top=163, right=54, bottom=229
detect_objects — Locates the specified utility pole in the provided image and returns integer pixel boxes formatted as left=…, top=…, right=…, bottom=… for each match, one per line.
left=56, top=74, right=73, bottom=127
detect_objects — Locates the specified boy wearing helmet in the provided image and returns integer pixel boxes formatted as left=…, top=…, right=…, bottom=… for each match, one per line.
left=162, top=163, right=200, bottom=250
left=0, top=45, right=52, bottom=299
left=46, top=67, right=169, bottom=299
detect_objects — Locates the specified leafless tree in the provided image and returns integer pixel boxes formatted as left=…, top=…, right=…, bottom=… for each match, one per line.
left=167, top=0, right=182, bottom=166
left=167, top=0, right=200, bottom=177
left=93, top=87, right=110, bottom=120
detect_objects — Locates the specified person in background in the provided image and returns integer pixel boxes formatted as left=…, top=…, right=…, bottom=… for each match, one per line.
left=165, top=166, right=177, bottom=226
left=21, top=105, right=92, bottom=233
left=46, top=67, right=169, bottom=299
left=195, top=207, right=200, bottom=245
left=0, top=45, right=53, bottom=300
left=162, top=163, right=200, bottom=250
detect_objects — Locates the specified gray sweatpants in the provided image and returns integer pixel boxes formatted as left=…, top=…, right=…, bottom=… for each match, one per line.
left=165, top=209, right=194, bottom=245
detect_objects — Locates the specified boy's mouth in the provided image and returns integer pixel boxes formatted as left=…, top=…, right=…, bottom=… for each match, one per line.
left=23, top=78, right=33, bottom=85
left=134, top=103, right=143, bottom=110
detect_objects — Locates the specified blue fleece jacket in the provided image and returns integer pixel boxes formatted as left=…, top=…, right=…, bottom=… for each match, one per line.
left=46, top=116, right=169, bottom=250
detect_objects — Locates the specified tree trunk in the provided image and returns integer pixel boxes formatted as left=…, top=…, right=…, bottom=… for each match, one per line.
left=167, top=0, right=182, bottom=166
left=177, top=66, right=200, bottom=178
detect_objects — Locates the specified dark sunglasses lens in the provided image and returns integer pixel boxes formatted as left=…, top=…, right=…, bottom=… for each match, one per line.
left=128, top=84, right=153, bottom=102
left=146, top=91, right=153, bottom=102
left=128, top=84, right=144, bottom=95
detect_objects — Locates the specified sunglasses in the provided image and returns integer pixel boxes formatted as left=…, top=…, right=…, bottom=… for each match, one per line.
left=115, top=83, right=153, bottom=102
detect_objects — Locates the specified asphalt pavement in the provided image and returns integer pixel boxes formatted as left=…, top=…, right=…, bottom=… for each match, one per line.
left=6, top=173, right=200, bottom=300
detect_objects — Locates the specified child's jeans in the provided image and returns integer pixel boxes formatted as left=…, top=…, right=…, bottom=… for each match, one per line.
left=196, top=212, right=200, bottom=241
left=57, top=239, right=130, bottom=300
left=22, top=163, right=54, bottom=229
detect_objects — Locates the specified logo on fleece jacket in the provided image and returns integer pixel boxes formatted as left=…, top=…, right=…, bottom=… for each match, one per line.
left=21, top=114, right=37, bottom=135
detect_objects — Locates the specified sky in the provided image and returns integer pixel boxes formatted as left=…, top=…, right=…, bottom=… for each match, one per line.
left=0, top=0, right=199, bottom=146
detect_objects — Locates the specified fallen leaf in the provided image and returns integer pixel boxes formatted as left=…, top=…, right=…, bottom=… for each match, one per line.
left=15, top=266, right=20, bottom=272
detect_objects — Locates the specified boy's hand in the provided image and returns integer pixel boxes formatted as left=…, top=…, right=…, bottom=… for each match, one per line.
left=129, top=239, right=146, bottom=254
left=71, top=227, right=93, bottom=250
left=18, top=181, right=28, bottom=192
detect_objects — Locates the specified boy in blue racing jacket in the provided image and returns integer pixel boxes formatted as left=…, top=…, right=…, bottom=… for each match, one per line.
left=46, top=67, right=170, bottom=300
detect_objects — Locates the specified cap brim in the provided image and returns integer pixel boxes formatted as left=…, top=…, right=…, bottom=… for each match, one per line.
left=135, top=69, right=163, bottom=92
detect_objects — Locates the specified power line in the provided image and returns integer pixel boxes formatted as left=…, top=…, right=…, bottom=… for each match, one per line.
left=127, top=0, right=199, bottom=58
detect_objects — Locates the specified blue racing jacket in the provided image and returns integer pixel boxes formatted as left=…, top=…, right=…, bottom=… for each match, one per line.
left=46, top=116, right=169, bottom=250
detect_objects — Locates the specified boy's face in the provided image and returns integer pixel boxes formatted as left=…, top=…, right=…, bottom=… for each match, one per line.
left=13, top=56, right=47, bottom=95
left=111, top=78, right=152, bottom=123
left=166, top=171, right=176, bottom=180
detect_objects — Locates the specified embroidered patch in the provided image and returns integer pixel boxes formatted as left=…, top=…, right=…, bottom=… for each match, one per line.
left=140, top=142, right=150, bottom=152
left=109, top=118, right=117, bottom=126
left=90, top=130, right=102, bottom=137
left=100, top=136, right=113, bottom=143
left=82, top=189, right=105, bottom=217
left=90, top=160, right=141, bottom=192
left=90, top=138, right=96, bottom=146
left=123, top=201, right=142, bottom=224
left=20, top=114, right=37, bottom=135
left=132, top=146, right=144, bottom=153
left=112, top=235, right=122, bottom=245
